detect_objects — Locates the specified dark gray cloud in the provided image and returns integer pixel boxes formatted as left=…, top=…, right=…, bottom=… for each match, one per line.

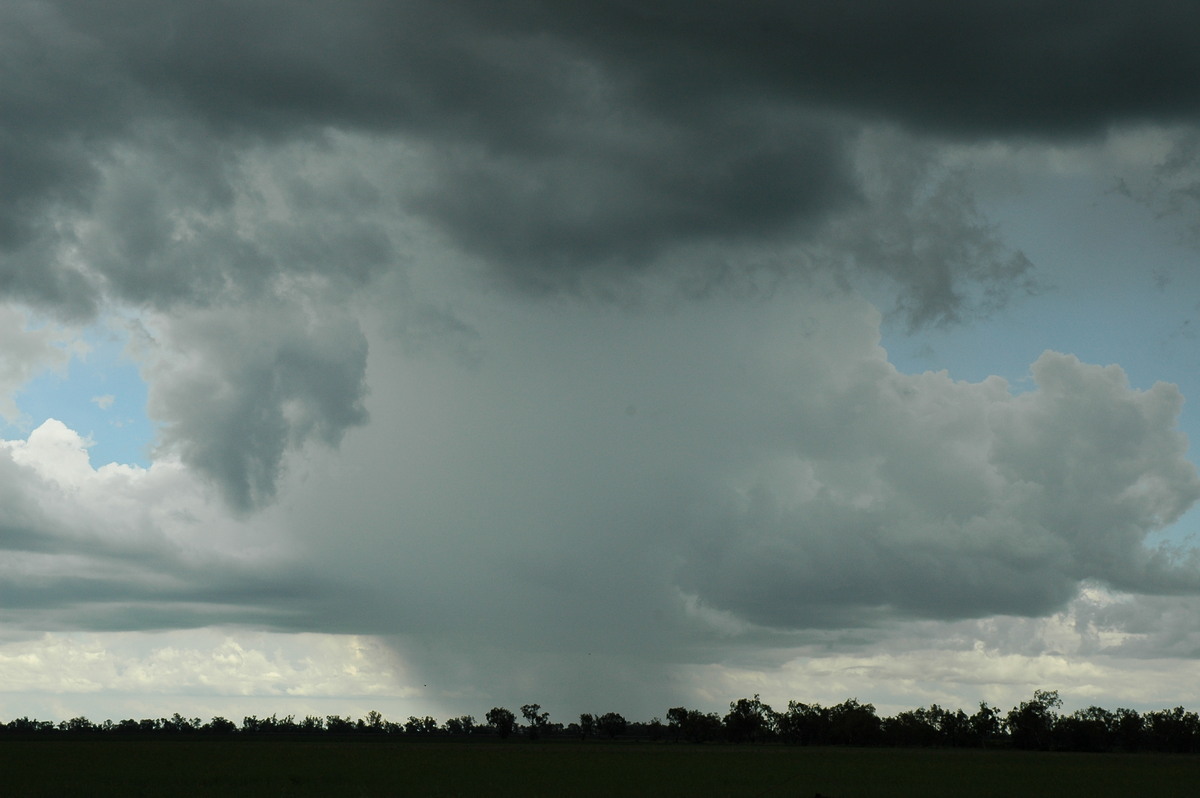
left=60, top=1, right=1200, bottom=141
left=12, top=0, right=1197, bottom=321
left=408, top=113, right=857, bottom=294
left=0, top=2, right=122, bottom=313
left=532, top=1, right=1200, bottom=136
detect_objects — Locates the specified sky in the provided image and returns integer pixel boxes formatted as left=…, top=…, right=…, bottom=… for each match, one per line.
left=4, top=1, right=1200, bottom=725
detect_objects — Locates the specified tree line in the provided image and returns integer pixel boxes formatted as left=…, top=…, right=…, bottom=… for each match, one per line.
left=3, top=691, right=1200, bottom=753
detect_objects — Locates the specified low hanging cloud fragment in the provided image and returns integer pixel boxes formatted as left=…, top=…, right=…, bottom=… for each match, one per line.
left=142, top=304, right=369, bottom=511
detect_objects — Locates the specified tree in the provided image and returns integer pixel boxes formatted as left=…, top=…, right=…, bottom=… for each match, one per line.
left=1145, top=706, right=1200, bottom=753
left=828, top=699, right=881, bottom=746
left=723, top=695, right=777, bottom=743
left=666, top=707, right=722, bottom=743
left=445, top=715, right=475, bottom=736
left=882, top=708, right=939, bottom=748
left=325, top=715, right=354, bottom=733
left=777, top=701, right=830, bottom=745
left=204, top=716, right=237, bottom=734
left=929, top=705, right=972, bottom=747
left=1057, top=706, right=1115, bottom=752
left=666, top=706, right=688, bottom=741
left=597, top=712, right=628, bottom=739
left=6, top=717, right=54, bottom=734
left=1113, top=707, right=1144, bottom=752
left=520, top=704, right=550, bottom=739
left=162, top=713, right=200, bottom=733
left=882, top=704, right=971, bottom=748
left=61, top=716, right=95, bottom=734
left=1006, top=689, right=1062, bottom=750
left=486, top=707, right=517, bottom=738
left=578, top=713, right=596, bottom=740
left=404, top=716, right=439, bottom=735
left=968, top=702, right=1002, bottom=748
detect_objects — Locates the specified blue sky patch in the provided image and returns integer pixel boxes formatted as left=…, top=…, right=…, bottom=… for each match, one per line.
left=5, top=330, right=156, bottom=469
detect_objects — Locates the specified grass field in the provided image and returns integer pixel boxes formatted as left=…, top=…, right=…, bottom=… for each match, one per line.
left=0, top=739, right=1197, bottom=797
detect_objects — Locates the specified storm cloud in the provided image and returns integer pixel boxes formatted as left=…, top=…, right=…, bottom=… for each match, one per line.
left=2, top=1, right=1200, bottom=718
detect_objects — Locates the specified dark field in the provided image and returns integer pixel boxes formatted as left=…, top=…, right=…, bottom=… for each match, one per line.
left=1, top=739, right=1198, bottom=797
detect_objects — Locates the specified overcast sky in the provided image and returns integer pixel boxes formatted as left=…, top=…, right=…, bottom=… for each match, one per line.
left=5, top=1, right=1200, bottom=724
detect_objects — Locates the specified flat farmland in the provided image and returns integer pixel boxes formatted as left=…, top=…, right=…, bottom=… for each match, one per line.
left=0, top=739, right=1197, bottom=797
